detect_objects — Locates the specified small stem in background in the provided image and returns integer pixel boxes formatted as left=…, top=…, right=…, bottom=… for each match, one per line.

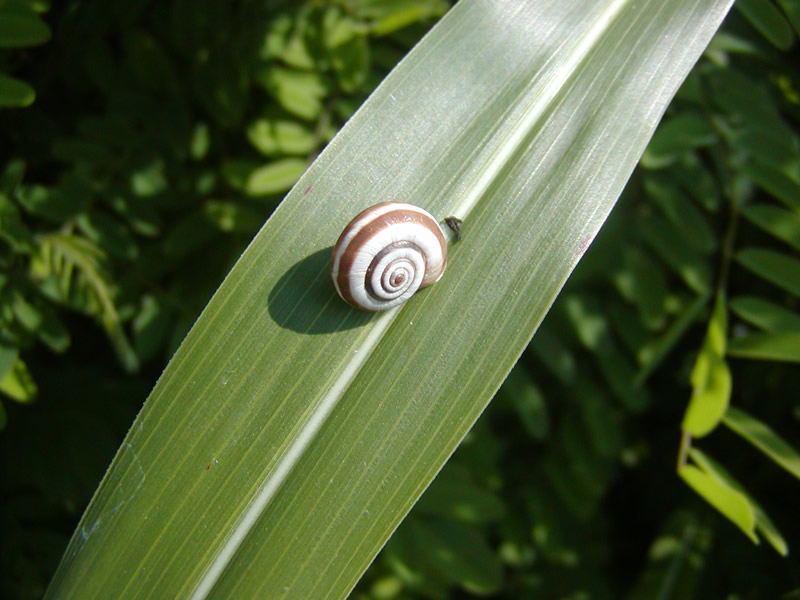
left=677, top=429, right=692, bottom=469
left=716, top=172, right=739, bottom=296
left=706, top=115, right=740, bottom=295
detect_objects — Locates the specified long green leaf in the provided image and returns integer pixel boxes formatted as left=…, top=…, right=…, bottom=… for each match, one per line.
left=688, top=448, right=787, bottom=555
left=723, top=406, right=800, bottom=481
left=742, top=204, right=800, bottom=252
left=0, top=8, right=51, bottom=48
left=737, top=248, right=800, bottom=297
left=46, top=1, right=735, bottom=598
left=728, top=330, right=800, bottom=362
left=741, top=162, right=800, bottom=213
left=678, top=464, right=757, bottom=544
left=0, top=73, right=35, bottom=107
left=729, top=295, right=800, bottom=333
left=735, top=0, right=794, bottom=50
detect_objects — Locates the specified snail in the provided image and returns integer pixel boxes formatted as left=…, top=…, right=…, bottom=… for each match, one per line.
left=330, top=202, right=447, bottom=311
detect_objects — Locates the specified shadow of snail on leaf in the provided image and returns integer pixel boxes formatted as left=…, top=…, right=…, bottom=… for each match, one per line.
left=268, top=247, right=373, bottom=334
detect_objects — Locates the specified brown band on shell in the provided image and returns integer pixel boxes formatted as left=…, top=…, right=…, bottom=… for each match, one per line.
left=333, top=206, right=445, bottom=307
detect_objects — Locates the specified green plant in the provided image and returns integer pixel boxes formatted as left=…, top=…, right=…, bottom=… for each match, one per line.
left=676, top=0, right=800, bottom=555
left=0, top=0, right=449, bottom=426
left=38, top=0, right=743, bottom=598
left=2, top=1, right=800, bottom=599
left=361, top=1, right=800, bottom=596
left=0, top=0, right=50, bottom=108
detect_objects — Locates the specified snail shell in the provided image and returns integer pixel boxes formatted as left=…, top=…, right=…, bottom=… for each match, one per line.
left=331, top=202, right=447, bottom=311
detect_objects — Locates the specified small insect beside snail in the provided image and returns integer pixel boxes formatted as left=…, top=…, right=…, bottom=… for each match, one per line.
left=330, top=202, right=447, bottom=311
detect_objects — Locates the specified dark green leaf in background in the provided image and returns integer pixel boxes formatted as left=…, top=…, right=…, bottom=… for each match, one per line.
left=625, top=512, right=710, bottom=600
left=638, top=213, right=712, bottom=294
left=0, top=5, right=51, bottom=48
left=723, top=406, right=800, bottom=480
left=247, top=117, right=317, bottom=156
left=737, top=248, right=800, bottom=297
left=728, top=330, right=800, bottom=361
left=243, top=158, right=307, bottom=196
left=496, top=366, right=549, bottom=441
left=258, top=67, right=327, bottom=120
left=736, top=0, right=795, bottom=50
left=640, top=112, right=716, bottom=169
left=742, top=163, right=800, bottom=213
left=776, top=0, right=800, bottom=35
left=645, top=176, right=716, bottom=254
left=0, top=73, right=35, bottom=107
left=729, top=295, right=800, bottom=332
left=0, top=357, right=37, bottom=403
left=743, top=204, right=800, bottom=251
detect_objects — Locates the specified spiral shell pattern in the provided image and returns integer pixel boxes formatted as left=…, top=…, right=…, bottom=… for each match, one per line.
left=331, top=202, right=447, bottom=311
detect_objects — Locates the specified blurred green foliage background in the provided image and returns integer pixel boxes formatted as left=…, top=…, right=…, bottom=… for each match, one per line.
left=1, top=0, right=800, bottom=598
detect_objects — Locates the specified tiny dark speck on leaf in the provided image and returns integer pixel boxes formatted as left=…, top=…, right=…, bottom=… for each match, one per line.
left=444, top=216, right=462, bottom=241
left=304, top=185, right=313, bottom=196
